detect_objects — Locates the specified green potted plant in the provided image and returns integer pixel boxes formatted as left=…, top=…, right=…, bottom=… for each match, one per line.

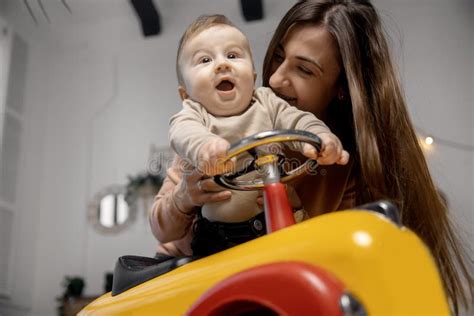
left=62, top=276, right=85, bottom=298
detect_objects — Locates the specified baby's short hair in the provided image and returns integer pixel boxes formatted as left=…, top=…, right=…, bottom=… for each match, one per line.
left=176, top=14, right=237, bottom=87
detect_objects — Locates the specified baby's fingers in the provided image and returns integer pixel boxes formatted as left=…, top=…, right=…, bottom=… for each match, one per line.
left=214, top=156, right=236, bottom=175
left=213, top=139, right=230, bottom=158
left=337, top=150, right=350, bottom=165
left=316, top=142, right=337, bottom=165
left=302, top=144, right=318, bottom=160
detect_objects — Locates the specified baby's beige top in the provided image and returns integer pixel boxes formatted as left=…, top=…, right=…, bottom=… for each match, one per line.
left=169, top=87, right=330, bottom=222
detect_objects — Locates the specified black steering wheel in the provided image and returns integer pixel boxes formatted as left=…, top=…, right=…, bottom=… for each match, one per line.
left=214, top=130, right=322, bottom=191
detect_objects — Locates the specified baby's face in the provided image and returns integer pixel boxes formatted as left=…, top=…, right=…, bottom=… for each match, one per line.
left=179, top=25, right=255, bottom=116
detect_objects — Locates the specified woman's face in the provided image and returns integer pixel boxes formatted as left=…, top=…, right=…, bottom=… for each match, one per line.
left=269, top=24, right=342, bottom=119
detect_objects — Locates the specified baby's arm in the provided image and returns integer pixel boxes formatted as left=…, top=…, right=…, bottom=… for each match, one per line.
left=169, top=100, right=234, bottom=175
left=264, top=89, right=349, bottom=165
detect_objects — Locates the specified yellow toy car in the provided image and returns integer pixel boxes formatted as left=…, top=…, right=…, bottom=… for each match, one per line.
left=80, top=130, right=450, bottom=315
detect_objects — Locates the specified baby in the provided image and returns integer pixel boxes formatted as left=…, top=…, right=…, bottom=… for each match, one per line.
left=169, top=14, right=348, bottom=254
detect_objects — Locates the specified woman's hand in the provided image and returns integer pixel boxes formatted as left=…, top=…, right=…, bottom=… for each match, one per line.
left=174, top=167, right=232, bottom=214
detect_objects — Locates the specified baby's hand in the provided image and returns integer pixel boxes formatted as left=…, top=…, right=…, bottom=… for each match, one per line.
left=303, top=133, right=349, bottom=165
left=197, top=138, right=236, bottom=176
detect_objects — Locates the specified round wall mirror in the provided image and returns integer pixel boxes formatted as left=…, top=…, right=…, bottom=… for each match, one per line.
left=88, top=185, right=137, bottom=234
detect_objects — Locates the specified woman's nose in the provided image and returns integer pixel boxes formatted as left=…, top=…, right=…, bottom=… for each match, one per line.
left=269, top=66, right=290, bottom=88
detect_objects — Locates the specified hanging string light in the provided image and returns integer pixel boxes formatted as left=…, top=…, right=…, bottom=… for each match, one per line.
left=416, top=126, right=474, bottom=152
left=424, top=136, right=434, bottom=146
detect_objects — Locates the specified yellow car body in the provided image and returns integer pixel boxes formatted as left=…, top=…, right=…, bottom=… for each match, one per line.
left=80, top=210, right=450, bottom=315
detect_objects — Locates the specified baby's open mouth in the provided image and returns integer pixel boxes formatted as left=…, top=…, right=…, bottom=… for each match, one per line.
left=216, top=80, right=234, bottom=91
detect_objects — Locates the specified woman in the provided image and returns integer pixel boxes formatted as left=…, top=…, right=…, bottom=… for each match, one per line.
left=149, top=0, right=472, bottom=312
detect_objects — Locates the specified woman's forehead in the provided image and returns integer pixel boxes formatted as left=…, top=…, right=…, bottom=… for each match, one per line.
left=281, top=24, right=341, bottom=72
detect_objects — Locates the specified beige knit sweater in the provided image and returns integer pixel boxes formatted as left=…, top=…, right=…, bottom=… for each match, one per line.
left=168, top=87, right=331, bottom=223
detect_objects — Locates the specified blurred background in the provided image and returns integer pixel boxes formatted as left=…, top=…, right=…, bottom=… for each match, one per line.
left=0, top=0, right=472, bottom=315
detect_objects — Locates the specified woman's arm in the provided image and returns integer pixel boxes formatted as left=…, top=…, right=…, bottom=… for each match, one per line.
left=336, top=171, right=357, bottom=211
left=149, top=155, right=232, bottom=243
left=149, top=156, right=196, bottom=243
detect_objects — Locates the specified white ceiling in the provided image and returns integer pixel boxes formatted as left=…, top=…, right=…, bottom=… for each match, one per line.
left=2, top=0, right=133, bottom=28
left=0, top=0, right=284, bottom=48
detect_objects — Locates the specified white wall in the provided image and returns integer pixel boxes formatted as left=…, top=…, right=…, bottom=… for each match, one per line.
left=0, top=1, right=295, bottom=315
left=0, top=0, right=472, bottom=315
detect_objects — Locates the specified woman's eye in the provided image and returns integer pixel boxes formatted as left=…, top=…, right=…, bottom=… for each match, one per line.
left=200, top=57, right=211, bottom=63
left=298, top=66, right=313, bottom=75
left=227, top=53, right=236, bottom=59
left=273, top=53, right=284, bottom=63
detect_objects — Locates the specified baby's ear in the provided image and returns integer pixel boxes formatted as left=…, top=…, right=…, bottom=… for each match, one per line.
left=178, top=86, right=188, bottom=101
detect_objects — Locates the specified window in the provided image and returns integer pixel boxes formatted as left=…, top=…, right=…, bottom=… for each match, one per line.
left=0, top=19, right=26, bottom=298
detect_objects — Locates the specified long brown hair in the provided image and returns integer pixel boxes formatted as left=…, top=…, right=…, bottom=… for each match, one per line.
left=263, top=0, right=473, bottom=312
